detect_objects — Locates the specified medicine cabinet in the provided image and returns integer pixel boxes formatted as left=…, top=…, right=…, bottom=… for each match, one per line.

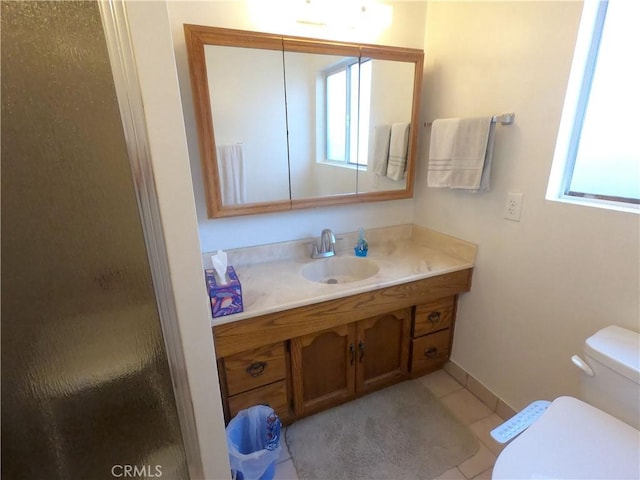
left=184, top=25, right=423, bottom=218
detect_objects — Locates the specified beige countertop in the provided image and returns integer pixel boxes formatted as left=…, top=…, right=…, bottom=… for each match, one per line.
left=206, top=225, right=476, bottom=326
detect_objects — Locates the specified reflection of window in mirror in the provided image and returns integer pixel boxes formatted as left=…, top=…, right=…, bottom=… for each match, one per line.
left=285, top=51, right=359, bottom=200
left=325, top=59, right=372, bottom=167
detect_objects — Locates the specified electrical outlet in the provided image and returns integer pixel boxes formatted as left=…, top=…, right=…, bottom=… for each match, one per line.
left=504, top=192, right=524, bottom=221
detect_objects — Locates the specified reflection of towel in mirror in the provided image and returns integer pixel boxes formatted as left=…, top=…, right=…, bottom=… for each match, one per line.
left=372, top=125, right=391, bottom=176
left=217, top=144, right=246, bottom=205
left=386, top=123, right=410, bottom=181
left=427, top=117, right=494, bottom=192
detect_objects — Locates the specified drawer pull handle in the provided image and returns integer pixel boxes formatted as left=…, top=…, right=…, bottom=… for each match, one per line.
left=358, top=340, right=365, bottom=363
left=349, top=343, right=355, bottom=365
left=246, top=361, right=267, bottom=377
left=427, top=312, right=441, bottom=324
left=424, top=347, right=439, bottom=358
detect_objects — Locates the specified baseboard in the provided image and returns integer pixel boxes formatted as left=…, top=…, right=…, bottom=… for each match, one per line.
left=444, top=360, right=517, bottom=420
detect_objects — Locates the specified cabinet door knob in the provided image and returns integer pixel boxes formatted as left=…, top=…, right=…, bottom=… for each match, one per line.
left=427, top=311, right=441, bottom=324
left=358, top=340, right=365, bottom=363
left=424, top=347, right=438, bottom=358
left=246, top=361, right=267, bottom=377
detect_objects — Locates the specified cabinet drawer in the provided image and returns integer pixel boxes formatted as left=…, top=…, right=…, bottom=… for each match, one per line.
left=410, top=329, right=451, bottom=373
left=413, top=297, right=455, bottom=337
left=225, top=342, right=287, bottom=396
left=227, top=380, right=289, bottom=420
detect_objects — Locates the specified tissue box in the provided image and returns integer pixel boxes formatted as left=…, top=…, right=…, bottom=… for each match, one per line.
left=205, top=266, right=243, bottom=318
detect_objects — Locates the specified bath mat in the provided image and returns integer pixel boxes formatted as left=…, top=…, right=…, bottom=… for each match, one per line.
left=286, top=379, right=479, bottom=480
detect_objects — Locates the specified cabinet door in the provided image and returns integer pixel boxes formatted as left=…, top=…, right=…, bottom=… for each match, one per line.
left=356, top=308, right=411, bottom=394
left=291, top=323, right=357, bottom=415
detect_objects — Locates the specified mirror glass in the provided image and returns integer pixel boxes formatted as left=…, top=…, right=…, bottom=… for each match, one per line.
left=357, top=58, right=416, bottom=194
left=284, top=51, right=360, bottom=200
left=205, top=44, right=290, bottom=205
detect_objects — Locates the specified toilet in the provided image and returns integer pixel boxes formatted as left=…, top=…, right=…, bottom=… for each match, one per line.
left=493, top=325, right=640, bottom=479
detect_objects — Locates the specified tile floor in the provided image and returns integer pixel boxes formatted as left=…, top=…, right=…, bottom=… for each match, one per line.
left=273, top=369, right=509, bottom=480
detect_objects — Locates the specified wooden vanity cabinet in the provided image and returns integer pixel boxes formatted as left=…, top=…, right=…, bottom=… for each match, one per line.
left=291, top=309, right=411, bottom=416
left=213, top=268, right=472, bottom=424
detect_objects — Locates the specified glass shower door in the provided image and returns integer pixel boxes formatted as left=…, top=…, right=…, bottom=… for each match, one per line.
left=1, top=1, right=190, bottom=478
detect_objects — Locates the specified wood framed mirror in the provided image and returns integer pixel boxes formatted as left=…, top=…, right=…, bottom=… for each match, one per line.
left=184, top=25, right=423, bottom=218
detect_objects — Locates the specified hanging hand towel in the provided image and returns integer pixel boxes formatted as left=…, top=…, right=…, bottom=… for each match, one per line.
left=473, top=121, right=496, bottom=193
left=427, top=117, right=495, bottom=191
left=372, top=124, right=391, bottom=176
left=427, top=118, right=460, bottom=187
left=216, top=144, right=246, bottom=205
left=386, top=122, right=410, bottom=181
left=450, top=117, right=493, bottom=190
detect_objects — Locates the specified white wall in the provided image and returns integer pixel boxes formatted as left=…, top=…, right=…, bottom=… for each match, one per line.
left=416, top=1, right=640, bottom=411
left=167, top=1, right=426, bottom=252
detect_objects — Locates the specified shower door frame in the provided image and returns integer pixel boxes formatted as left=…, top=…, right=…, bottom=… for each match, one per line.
left=98, top=1, right=205, bottom=478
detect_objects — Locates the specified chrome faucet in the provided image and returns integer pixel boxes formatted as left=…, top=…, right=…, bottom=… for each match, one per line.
left=311, top=228, right=336, bottom=258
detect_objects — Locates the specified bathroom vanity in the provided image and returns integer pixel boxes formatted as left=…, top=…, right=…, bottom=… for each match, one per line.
left=209, top=226, right=475, bottom=424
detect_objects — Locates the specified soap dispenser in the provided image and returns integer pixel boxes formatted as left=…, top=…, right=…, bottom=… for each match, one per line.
left=354, top=227, right=369, bottom=257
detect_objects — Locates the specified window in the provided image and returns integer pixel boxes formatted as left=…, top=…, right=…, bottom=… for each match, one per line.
left=325, top=59, right=372, bottom=166
left=547, top=0, right=639, bottom=211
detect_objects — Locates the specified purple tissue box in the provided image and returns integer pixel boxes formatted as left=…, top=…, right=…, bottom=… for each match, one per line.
left=205, top=266, right=243, bottom=318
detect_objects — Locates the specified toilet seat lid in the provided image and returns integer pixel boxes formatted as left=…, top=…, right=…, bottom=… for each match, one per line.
left=492, top=396, right=640, bottom=479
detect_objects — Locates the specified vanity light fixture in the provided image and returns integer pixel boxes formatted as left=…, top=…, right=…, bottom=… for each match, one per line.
left=248, top=0, right=391, bottom=33
left=296, top=0, right=392, bottom=31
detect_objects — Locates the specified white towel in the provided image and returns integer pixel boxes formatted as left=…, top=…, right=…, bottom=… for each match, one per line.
left=216, top=144, right=246, bottom=205
left=386, top=122, right=410, bottom=181
left=427, top=117, right=495, bottom=191
left=450, top=117, right=493, bottom=190
left=427, top=118, right=460, bottom=187
left=372, top=125, right=391, bottom=176
left=474, top=122, right=496, bottom=192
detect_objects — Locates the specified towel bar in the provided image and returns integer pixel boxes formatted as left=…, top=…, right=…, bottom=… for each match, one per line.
left=491, top=113, right=515, bottom=125
left=425, top=112, right=515, bottom=127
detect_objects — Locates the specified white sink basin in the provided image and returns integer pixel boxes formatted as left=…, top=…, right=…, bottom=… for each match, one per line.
left=301, top=257, right=379, bottom=284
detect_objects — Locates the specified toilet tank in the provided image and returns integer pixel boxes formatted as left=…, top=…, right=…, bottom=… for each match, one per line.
left=578, top=326, right=640, bottom=429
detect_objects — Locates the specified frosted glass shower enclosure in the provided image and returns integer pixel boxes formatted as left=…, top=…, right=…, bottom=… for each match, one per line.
left=1, top=1, right=194, bottom=478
